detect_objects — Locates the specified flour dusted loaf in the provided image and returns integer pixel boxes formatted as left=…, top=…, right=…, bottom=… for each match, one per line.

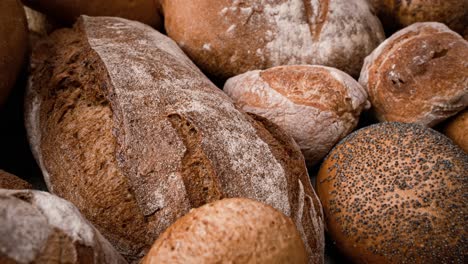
left=360, top=22, right=468, bottom=126
left=22, top=0, right=162, bottom=28
left=317, top=122, right=467, bottom=263
left=25, top=16, right=324, bottom=262
left=0, top=0, right=28, bottom=106
left=162, top=0, right=384, bottom=79
left=443, top=110, right=468, bottom=153
left=370, top=0, right=467, bottom=34
left=224, top=65, right=370, bottom=165
left=0, top=189, right=127, bottom=263
left=0, top=170, right=32, bottom=190
left=143, top=198, right=307, bottom=264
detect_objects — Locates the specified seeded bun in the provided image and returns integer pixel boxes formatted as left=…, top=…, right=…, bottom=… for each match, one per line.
left=0, top=0, right=28, bottom=106
left=0, top=189, right=127, bottom=263
left=443, top=110, right=468, bottom=153
left=224, top=65, right=370, bottom=165
left=317, top=122, right=467, bottom=263
left=22, top=0, right=162, bottom=28
left=162, top=0, right=384, bottom=79
left=0, top=170, right=32, bottom=190
left=359, top=22, right=468, bottom=126
left=142, top=198, right=308, bottom=264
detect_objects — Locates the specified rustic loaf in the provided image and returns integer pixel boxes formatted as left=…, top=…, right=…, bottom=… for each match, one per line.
left=0, top=0, right=28, bottom=106
left=224, top=65, right=370, bottom=165
left=0, top=189, right=127, bottom=263
left=25, top=16, right=324, bottom=263
left=359, top=22, right=468, bottom=127
left=0, top=170, right=32, bottom=190
left=162, top=0, right=385, bottom=79
left=317, top=122, right=467, bottom=263
left=443, top=110, right=468, bottom=153
left=22, top=0, right=163, bottom=28
left=143, top=198, right=307, bottom=264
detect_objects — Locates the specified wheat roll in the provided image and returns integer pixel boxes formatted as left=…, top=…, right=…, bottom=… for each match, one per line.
left=0, top=170, right=32, bottom=190
left=25, top=16, right=324, bottom=262
left=317, top=122, right=467, bottom=263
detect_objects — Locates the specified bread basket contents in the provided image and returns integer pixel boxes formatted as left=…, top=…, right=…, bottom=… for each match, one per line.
left=224, top=65, right=370, bottom=166
left=143, top=198, right=308, bottom=264
left=0, top=0, right=28, bottom=106
left=0, top=189, right=127, bottom=263
left=317, top=122, right=467, bottom=263
left=25, top=16, right=324, bottom=262
left=0, top=170, right=32, bottom=190
left=443, top=110, right=468, bottom=153
left=360, top=22, right=468, bottom=127
left=162, top=0, right=385, bottom=79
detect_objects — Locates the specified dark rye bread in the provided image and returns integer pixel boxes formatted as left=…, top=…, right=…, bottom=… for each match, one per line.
left=25, top=16, right=324, bottom=262
left=0, top=189, right=127, bottom=263
left=0, top=170, right=32, bottom=190
left=317, top=122, right=467, bottom=263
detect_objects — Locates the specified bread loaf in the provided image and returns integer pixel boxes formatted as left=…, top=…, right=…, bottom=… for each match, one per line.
left=22, top=0, right=163, bottom=28
left=224, top=65, right=370, bottom=165
left=25, top=16, right=324, bottom=262
left=443, top=110, right=468, bottom=153
left=162, top=0, right=384, bottom=79
left=317, top=122, right=467, bottom=263
left=24, top=6, right=58, bottom=45
left=143, top=198, right=307, bottom=264
left=0, top=170, right=32, bottom=189
left=359, top=22, right=468, bottom=126
left=0, top=189, right=127, bottom=263
left=0, top=0, right=28, bottom=106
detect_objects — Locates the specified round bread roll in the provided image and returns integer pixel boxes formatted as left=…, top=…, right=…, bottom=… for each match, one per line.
left=162, top=0, right=385, bottom=79
left=143, top=198, right=307, bottom=264
left=359, top=22, right=468, bottom=127
left=0, top=189, right=127, bottom=263
left=22, top=0, right=163, bottom=28
left=443, top=110, right=468, bottom=153
left=316, top=122, right=467, bottom=263
left=25, top=16, right=324, bottom=262
left=224, top=65, right=370, bottom=165
left=0, top=170, right=32, bottom=189
left=370, top=0, right=467, bottom=34
left=0, top=0, right=28, bottom=106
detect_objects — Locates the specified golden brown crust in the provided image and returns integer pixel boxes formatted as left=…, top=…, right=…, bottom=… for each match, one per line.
left=317, top=122, right=468, bottom=263
left=0, top=170, right=32, bottom=190
left=443, top=110, right=468, bottom=153
left=142, top=198, right=308, bottom=264
left=360, top=22, right=468, bottom=127
left=23, top=0, right=162, bottom=28
left=0, top=0, right=27, bottom=106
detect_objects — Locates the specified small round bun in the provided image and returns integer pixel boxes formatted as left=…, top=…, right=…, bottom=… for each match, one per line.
left=224, top=65, right=370, bottom=165
left=443, top=110, right=468, bottom=153
left=371, top=0, right=467, bottom=34
left=359, top=22, right=468, bottom=127
left=0, top=189, right=127, bottom=263
left=0, top=0, right=28, bottom=106
left=162, top=0, right=384, bottom=79
left=317, top=122, right=467, bottom=263
left=0, top=170, right=32, bottom=190
left=142, top=198, right=309, bottom=264
left=23, top=0, right=162, bottom=28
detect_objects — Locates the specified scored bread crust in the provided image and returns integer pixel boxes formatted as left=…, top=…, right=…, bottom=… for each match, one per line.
left=162, top=0, right=384, bottom=79
left=359, top=22, right=468, bottom=127
left=25, top=16, right=324, bottom=263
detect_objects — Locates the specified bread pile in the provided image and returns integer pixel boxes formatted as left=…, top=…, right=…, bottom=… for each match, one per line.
left=0, top=0, right=466, bottom=263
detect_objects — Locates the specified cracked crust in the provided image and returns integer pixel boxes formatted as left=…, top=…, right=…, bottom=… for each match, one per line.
left=359, top=22, right=468, bottom=126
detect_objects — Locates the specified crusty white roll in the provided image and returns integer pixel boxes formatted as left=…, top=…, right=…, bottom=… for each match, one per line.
left=359, top=22, right=468, bottom=126
left=224, top=65, right=370, bottom=165
left=162, top=0, right=385, bottom=79
left=143, top=198, right=308, bottom=264
left=0, top=189, right=127, bottom=263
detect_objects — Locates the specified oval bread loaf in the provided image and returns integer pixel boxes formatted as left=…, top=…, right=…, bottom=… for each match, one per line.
left=143, top=198, right=307, bottom=264
left=162, top=0, right=385, bottom=79
left=25, top=16, right=324, bottom=263
left=0, top=189, right=127, bottom=264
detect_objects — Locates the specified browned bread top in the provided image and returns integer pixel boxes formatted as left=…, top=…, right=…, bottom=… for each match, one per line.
left=0, top=170, right=32, bottom=190
left=443, top=110, right=468, bottom=153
